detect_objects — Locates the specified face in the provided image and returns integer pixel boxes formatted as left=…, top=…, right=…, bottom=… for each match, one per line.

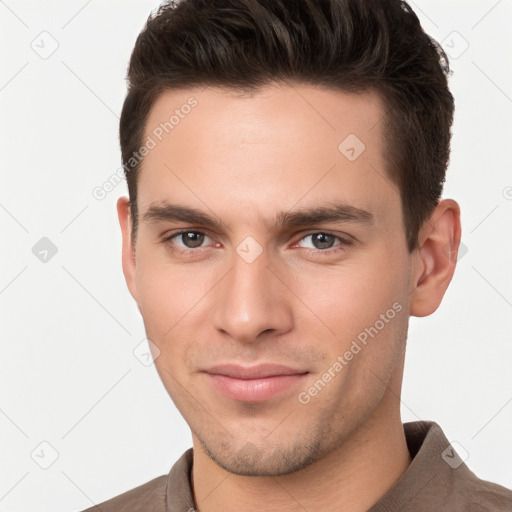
left=120, top=83, right=420, bottom=476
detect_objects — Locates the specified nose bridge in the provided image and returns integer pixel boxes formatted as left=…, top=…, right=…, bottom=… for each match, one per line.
left=212, top=245, right=292, bottom=342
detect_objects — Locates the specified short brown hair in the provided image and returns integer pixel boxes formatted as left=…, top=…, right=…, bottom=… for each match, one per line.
left=120, top=0, right=454, bottom=251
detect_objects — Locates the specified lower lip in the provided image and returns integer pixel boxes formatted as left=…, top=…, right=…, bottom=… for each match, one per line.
left=205, top=373, right=308, bottom=403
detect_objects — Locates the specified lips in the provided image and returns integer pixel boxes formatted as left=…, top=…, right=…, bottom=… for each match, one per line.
left=203, top=364, right=308, bottom=403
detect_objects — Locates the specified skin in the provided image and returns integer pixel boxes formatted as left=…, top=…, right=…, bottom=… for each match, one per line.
left=117, top=83, right=461, bottom=512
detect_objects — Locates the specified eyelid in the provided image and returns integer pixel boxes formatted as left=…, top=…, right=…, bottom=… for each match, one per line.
left=161, top=227, right=216, bottom=241
left=161, top=229, right=353, bottom=254
left=293, top=230, right=354, bottom=246
left=162, top=229, right=218, bottom=247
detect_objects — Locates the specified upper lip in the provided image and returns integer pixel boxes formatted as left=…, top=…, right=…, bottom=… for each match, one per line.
left=204, top=364, right=308, bottom=379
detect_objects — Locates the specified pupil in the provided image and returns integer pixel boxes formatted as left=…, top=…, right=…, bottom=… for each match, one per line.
left=313, top=233, right=334, bottom=249
left=183, top=232, right=204, bottom=248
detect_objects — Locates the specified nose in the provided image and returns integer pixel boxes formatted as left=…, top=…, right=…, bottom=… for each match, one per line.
left=212, top=247, right=294, bottom=344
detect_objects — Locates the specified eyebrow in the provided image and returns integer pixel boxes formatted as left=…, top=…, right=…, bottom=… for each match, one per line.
left=142, top=201, right=374, bottom=230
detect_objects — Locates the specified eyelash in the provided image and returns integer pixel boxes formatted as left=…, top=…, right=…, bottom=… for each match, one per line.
left=161, top=230, right=353, bottom=257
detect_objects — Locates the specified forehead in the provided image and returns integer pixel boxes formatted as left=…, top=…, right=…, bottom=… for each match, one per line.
left=143, top=83, right=386, bottom=149
left=137, top=83, right=400, bottom=230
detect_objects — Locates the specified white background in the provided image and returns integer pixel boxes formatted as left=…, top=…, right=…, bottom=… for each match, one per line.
left=1, top=1, right=511, bottom=510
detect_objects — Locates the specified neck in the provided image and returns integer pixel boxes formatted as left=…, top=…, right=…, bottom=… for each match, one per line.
left=191, top=395, right=411, bottom=512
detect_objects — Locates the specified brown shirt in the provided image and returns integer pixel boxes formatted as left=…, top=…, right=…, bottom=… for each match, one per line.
left=82, top=421, right=512, bottom=511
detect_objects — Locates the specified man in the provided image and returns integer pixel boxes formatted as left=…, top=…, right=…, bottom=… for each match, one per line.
left=85, top=0, right=512, bottom=510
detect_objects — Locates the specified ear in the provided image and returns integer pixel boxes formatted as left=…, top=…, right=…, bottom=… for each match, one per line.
left=409, top=199, right=462, bottom=317
left=117, top=196, right=138, bottom=303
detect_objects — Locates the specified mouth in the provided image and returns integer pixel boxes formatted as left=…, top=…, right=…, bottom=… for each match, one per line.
left=203, top=363, right=309, bottom=403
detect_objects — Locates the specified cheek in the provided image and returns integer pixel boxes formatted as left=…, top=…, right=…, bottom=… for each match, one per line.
left=294, top=254, right=405, bottom=340
left=135, top=247, right=207, bottom=334
left=134, top=253, right=218, bottom=383
left=136, top=275, right=175, bottom=338
left=291, top=249, right=410, bottom=402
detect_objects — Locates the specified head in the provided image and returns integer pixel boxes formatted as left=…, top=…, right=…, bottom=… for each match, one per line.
left=117, top=0, right=461, bottom=476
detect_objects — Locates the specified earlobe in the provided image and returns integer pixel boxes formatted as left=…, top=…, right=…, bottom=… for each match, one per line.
left=117, top=196, right=138, bottom=303
left=409, top=199, right=461, bottom=317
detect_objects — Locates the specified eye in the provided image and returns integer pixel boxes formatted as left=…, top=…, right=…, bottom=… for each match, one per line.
left=297, top=232, right=351, bottom=251
left=166, top=231, right=213, bottom=249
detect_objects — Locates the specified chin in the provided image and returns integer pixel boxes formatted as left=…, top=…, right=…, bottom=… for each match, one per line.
left=199, top=435, right=325, bottom=477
